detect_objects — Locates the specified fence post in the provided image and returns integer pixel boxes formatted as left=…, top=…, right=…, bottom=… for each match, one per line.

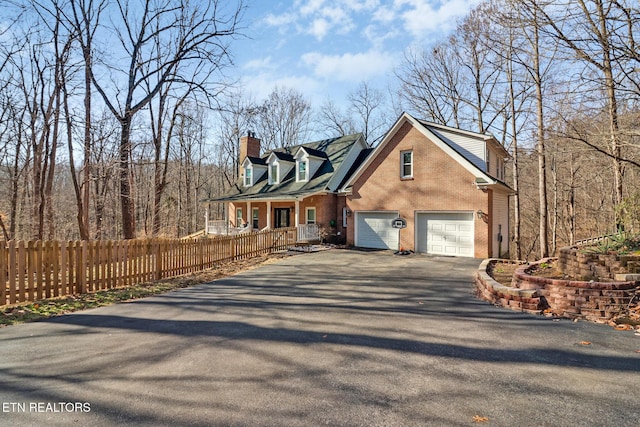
left=0, top=241, right=6, bottom=306
left=17, top=241, right=26, bottom=303
left=80, top=241, right=88, bottom=294
left=60, top=241, right=68, bottom=296
left=155, top=240, right=162, bottom=281
left=27, top=241, right=35, bottom=302
left=8, top=241, right=16, bottom=304
left=52, top=241, right=60, bottom=297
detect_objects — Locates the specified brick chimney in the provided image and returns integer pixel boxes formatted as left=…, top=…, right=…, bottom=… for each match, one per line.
left=239, top=131, right=261, bottom=178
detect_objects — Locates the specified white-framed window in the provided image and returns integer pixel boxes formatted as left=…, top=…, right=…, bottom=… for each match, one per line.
left=252, top=207, right=259, bottom=229
left=486, top=148, right=491, bottom=175
left=269, top=163, right=278, bottom=185
left=236, top=208, right=243, bottom=227
left=297, top=160, right=308, bottom=182
left=243, top=166, right=252, bottom=187
left=400, top=150, right=413, bottom=178
left=306, top=207, right=316, bottom=224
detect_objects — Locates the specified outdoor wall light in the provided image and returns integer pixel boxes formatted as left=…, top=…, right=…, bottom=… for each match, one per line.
left=345, top=209, right=352, bottom=216
left=477, top=210, right=489, bottom=223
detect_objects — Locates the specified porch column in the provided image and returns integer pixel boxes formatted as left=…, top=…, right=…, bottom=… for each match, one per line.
left=204, top=207, right=209, bottom=235
left=266, top=201, right=272, bottom=230
left=294, top=199, right=300, bottom=228
left=247, top=201, right=252, bottom=231
left=224, top=203, right=229, bottom=235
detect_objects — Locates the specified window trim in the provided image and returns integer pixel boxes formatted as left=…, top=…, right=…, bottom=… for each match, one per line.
left=486, top=148, right=491, bottom=175
left=306, top=207, right=316, bottom=224
left=243, top=165, right=252, bottom=187
left=400, top=150, right=413, bottom=179
left=236, top=208, right=243, bottom=227
left=268, top=162, right=279, bottom=185
left=252, top=207, right=259, bottom=229
left=296, top=159, right=308, bottom=182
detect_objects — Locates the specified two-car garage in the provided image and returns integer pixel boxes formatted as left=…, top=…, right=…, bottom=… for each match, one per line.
left=355, top=211, right=474, bottom=257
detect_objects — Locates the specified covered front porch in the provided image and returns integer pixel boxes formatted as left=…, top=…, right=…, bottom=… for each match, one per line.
left=205, top=198, right=322, bottom=243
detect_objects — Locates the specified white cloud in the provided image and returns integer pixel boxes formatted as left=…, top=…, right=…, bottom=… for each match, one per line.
left=300, top=0, right=327, bottom=16
left=309, top=18, right=330, bottom=40
left=302, top=50, right=396, bottom=82
left=263, top=12, right=298, bottom=27
left=264, top=1, right=361, bottom=41
left=346, top=0, right=381, bottom=12
left=242, top=56, right=274, bottom=71
left=241, top=72, right=321, bottom=102
left=394, top=0, right=482, bottom=38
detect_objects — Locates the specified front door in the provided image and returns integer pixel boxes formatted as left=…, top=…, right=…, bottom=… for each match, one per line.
left=274, top=208, right=290, bottom=228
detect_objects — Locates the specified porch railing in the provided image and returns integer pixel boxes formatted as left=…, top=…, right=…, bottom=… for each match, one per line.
left=206, top=220, right=249, bottom=236
left=297, top=224, right=320, bottom=242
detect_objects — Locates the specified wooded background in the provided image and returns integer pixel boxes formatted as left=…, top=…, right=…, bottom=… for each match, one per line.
left=0, top=0, right=639, bottom=260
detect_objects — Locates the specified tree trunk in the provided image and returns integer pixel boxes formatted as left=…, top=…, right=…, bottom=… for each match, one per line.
left=533, top=18, right=548, bottom=258
left=119, top=117, right=135, bottom=239
left=82, top=47, right=92, bottom=239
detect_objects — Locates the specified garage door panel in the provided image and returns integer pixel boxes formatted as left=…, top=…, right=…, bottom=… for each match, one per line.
left=356, top=212, right=399, bottom=250
left=417, top=212, right=474, bottom=257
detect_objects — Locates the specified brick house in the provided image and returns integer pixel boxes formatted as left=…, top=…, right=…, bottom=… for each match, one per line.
left=206, top=132, right=371, bottom=242
left=207, top=112, right=512, bottom=258
left=342, top=112, right=512, bottom=258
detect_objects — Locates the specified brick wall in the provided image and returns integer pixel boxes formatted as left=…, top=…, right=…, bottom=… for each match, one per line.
left=558, top=247, right=640, bottom=281
left=475, top=259, right=543, bottom=314
left=346, top=121, right=490, bottom=258
left=511, top=258, right=639, bottom=323
left=476, top=258, right=640, bottom=322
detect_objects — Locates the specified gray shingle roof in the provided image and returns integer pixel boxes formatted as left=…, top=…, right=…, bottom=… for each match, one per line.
left=209, top=133, right=363, bottom=202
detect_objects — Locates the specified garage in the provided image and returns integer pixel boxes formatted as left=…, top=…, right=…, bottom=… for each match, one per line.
left=416, top=212, right=474, bottom=257
left=355, top=211, right=399, bottom=250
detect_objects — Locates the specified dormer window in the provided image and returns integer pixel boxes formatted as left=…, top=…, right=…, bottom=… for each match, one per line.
left=297, top=160, right=308, bottom=182
left=293, top=146, right=325, bottom=183
left=244, top=166, right=252, bottom=187
left=269, top=163, right=279, bottom=185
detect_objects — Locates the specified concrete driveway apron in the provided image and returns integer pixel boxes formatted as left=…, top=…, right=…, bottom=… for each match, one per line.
left=0, top=249, right=639, bottom=426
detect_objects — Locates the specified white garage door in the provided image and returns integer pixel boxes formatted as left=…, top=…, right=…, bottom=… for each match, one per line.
left=355, top=211, right=399, bottom=250
left=417, top=212, right=474, bottom=257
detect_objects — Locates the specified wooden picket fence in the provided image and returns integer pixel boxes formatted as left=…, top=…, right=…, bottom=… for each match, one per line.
left=0, top=227, right=297, bottom=307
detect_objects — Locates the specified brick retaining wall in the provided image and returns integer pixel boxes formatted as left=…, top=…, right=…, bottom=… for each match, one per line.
left=558, top=247, right=640, bottom=281
left=476, top=258, right=640, bottom=323
left=475, top=259, right=544, bottom=315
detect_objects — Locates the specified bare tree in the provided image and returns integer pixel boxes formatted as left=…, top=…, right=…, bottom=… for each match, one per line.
left=257, top=86, right=312, bottom=151
left=67, top=0, right=108, bottom=240
left=317, top=98, right=356, bottom=138
left=396, top=43, right=464, bottom=127
left=214, top=89, right=260, bottom=187
left=317, top=82, right=391, bottom=145
left=86, top=0, right=244, bottom=238
left=532, top=0, right=630, bottom=229
left=348, top=82, right=391, bottom=145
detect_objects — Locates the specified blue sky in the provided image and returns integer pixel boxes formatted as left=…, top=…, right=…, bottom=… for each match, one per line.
left=231, top=0, right=482, bottom=108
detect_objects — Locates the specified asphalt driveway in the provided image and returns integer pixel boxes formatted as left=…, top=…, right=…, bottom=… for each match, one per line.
left=1, top=250, right=639, bottom=426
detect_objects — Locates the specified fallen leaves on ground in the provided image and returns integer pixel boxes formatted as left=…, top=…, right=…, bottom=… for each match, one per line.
left=472, top=415, right=489, bottom=423
left=580, top=341, right=592, bottom=345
